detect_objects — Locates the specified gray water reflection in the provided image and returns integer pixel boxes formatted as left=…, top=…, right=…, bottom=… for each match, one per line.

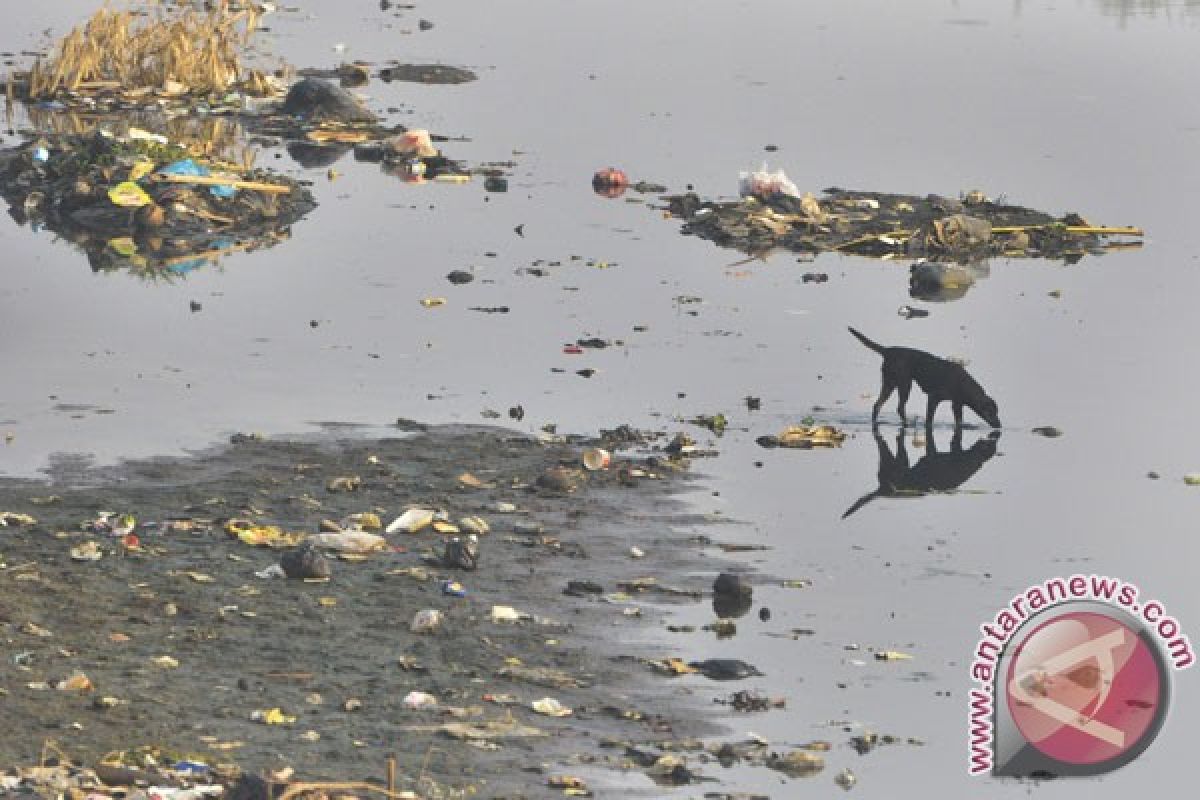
left=841, top=428, right=1001, bottom=518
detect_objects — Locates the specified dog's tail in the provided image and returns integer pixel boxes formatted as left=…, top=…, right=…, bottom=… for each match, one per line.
left=842, top=489, right=881, bottom=520
left=848, top=327, right=884, bottom=354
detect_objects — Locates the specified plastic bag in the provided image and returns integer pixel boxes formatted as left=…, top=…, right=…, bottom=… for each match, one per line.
left=738, top=163, right=800, bottom=200
left=159, top=159, right=236, bottom=199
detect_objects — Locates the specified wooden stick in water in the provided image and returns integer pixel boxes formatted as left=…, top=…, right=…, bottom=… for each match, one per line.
left=992, top=225, right=1144, bottom=237
left=154, top=173, right=292, bottom=194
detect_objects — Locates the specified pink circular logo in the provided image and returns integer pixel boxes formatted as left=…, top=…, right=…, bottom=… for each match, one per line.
left=1006, top=611, right=1164, bottom=767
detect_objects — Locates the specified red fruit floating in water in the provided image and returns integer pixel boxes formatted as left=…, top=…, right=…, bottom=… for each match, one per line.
left=592, top=167, right=629, bottom=198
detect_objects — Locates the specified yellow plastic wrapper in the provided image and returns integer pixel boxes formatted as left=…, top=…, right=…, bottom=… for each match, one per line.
left=777, top=425, right=846, bottom=448
left=107, top=181, right=152, bottom=207
left=224, top=519, right=307, bottom=548
left=128, top=160, right=156, bottom=182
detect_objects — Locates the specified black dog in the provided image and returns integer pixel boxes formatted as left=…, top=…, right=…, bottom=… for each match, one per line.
left=842, top=428, right=1000, bottom=518
left=848, top=327, right=1000, bottom=431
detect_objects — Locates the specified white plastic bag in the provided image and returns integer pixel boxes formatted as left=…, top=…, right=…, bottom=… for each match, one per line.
left=738, top=163, right=801, bottom=199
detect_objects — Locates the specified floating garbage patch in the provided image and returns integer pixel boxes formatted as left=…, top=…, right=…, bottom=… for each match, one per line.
left=0, top=2, right=479, bottom=276
left=663, top=165, right=1144, bottom=265
left=0, top=127, right=316, bottom=276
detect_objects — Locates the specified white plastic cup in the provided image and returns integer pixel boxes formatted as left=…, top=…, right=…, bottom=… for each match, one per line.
left=582, top=448, right=612, bottom=471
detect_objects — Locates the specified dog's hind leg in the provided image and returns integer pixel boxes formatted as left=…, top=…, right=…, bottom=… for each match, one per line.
left=872, top=374, right=896, bottom=426
left=896, top=380, right=913, bottom=428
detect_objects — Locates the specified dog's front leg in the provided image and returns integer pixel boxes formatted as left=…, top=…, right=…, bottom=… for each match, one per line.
left=925, top=396, right=940, bottom=435
left=896, top=381, right=912, bottom=427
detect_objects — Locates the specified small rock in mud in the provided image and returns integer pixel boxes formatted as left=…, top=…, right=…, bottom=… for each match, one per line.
left=1032, top=425, right=1063, bottom=437
left=688, top=658, right=763, bottom=681
left=442, top=536, right=479, bottom=570
left=564, top=579, right=604, bottom=597
left=537, top=466, right=581, bottom=493
left=446, top=269, right=474, bottom=284
left=713, top=591, right=753, bottom=619
left=326, top=475, right=362, bottom=492
left=484, top=176, right=508, bottom=192
left=281, top=545, right=332, bottom=580
left=337, top=62, right=370, bottom=88
left=713, top=572, right=752, bottom=599
left=281, top=78, right=377, bottom=124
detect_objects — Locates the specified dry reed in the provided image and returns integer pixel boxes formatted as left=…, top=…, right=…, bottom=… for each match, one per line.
left=29, top=1, right=274, bottom=100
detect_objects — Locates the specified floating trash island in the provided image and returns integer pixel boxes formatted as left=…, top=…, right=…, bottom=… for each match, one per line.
left=662, top=169, right=1143, bottom=265
left=0, top=127, right=317, bottom=276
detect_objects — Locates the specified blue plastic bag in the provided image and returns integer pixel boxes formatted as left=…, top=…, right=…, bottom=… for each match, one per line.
left=158, top=159, right=236, bottom=199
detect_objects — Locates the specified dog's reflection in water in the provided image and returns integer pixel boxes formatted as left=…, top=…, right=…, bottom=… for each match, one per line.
left=842, top=428, right=1000, bottom=519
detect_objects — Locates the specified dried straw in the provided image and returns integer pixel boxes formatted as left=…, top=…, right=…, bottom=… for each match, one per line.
left=31, top=1, right=272, bottom=99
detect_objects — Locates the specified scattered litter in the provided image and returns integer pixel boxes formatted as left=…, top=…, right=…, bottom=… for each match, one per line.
left=592, top=167, right=629, bottom=198
left=252, top=707, right=296, bottom=725
left=738, top=164, right=801, bottom=200
left=490, top=605, right=525, bottom=624
left=768, top=750, right=825, bottom=777
left=69, top=541, right=103, bottom=561
left=403, top=690, right=438, bottom=710
left=410, top=609, right=443, bottom=633
left=225, top=520, right=307, bottom=548
left=309, top=530, right=386, bottom=553
left=386, top=508, right=436, bottom=533
left=582, top=447, right=612, bottom=471
left=757, top=425, right=846, bottom=449
left=531, top=697, right=573, bottom=717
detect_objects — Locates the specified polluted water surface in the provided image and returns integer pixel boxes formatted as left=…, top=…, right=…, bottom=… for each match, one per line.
left=1, top=1, right=1199, bottom=798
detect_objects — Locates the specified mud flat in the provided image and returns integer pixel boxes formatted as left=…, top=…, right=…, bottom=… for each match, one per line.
left=0, top=425, right=744, bottom=798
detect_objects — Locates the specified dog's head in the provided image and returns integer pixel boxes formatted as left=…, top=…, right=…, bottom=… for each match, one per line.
left=976, top=395, right=1001, bottom=429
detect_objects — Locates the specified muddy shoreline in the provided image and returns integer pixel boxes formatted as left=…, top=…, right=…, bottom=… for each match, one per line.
left=0, top=424, right=774, bottom=798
